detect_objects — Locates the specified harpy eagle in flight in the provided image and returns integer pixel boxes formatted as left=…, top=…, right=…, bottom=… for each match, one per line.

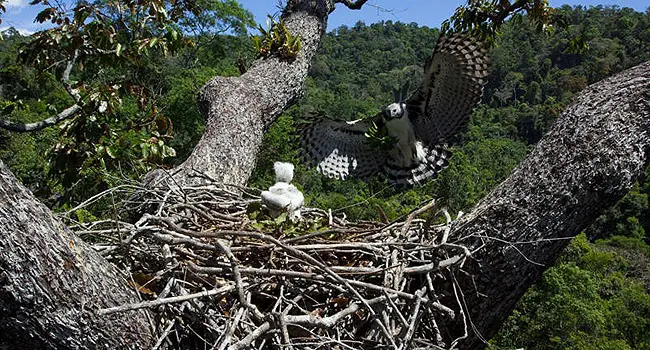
left=297, top=34, right=489, bottom=186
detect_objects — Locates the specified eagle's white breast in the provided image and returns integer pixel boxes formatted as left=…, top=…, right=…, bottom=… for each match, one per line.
left=383, top=103, right=423, bottom=167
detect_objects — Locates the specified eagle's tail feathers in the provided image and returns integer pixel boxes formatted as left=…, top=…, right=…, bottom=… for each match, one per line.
left=385, top=146, right=451, bottom=187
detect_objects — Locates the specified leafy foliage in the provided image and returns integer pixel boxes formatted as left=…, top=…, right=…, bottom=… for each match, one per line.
left=246, top=201, right=327, bottom=237
left=17, top=0, right=253, bottom=196
left=0, top=1, right=254, bottom=207
left=491, top=234, right=650, bottom=349
left=365, top=120, right=398, bottom=151
left=442, top=0, right=555, bottom=45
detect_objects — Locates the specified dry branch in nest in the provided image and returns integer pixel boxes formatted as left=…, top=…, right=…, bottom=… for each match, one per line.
left=64, top=174, right=476, bottom=350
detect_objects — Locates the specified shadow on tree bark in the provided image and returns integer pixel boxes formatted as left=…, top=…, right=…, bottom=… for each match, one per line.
left=447, top=60, right=650, bottom=348
left=0, top=161, right=154, bottom=348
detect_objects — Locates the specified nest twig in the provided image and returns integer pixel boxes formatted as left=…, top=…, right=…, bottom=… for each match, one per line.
left=65, top=176, right=475, bottom=350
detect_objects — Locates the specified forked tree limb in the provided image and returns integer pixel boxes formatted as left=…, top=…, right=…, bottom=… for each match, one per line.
left=444, top=61, right=650, bottom=348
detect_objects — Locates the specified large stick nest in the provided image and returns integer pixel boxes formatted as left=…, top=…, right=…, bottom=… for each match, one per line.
left=66, top=176, right=474, bottom=350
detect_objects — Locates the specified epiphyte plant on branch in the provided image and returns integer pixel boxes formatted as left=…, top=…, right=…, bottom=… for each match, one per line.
left=252, top=15, right=302, bottom=60
left=297, top=33, right=489, bottom=187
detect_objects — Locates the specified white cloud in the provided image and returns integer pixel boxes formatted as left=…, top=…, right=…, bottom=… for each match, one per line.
left=4, top=0, right=28, bottom=9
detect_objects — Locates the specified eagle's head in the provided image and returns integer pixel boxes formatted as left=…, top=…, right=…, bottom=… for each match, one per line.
left=382, top=103, right=407, bottom=121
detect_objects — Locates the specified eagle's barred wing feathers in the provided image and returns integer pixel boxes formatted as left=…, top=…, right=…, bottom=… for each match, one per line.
left=297, top=34, right=488, bottom=186
left=297, top=117, right=383, bottom=180
left=407, top=34, right=489, bottom=146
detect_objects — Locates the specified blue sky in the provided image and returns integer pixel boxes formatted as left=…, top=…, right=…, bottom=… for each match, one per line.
left=244, top=0, right=649, bottom=32
left=1, top=0, right=649, bottom=35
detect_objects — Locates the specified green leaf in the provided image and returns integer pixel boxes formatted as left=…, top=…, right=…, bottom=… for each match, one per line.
left=141, top=145, right=150, bottom=159
left=250, top=221, right=265, bottom=230
left=274, top=212, right=288, bottom=225
left=162, top=145, right=176, bottom=158
left=106, top=145, right=117, bottom=159
left=35, top=7, right=56, bottom=24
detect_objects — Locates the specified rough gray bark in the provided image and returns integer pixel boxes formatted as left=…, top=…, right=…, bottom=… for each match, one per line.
left=0, top=161, right=153, bottom=349
left=445, top=61, right=650, bottom=348
left=159, top=0, right=333, bottom=187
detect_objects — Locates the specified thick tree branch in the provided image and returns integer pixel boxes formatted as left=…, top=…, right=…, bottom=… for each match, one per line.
left=0, top=104, right=82, bottom=132
left=0, top=160, right=153, bottom=348
left=445, top=61, right=650, bottom=349
left=150, top=0, right=334, bottom=187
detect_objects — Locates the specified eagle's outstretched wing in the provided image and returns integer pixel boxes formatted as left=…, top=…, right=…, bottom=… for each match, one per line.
left=407, top=34, right=489, bottom=146
left=297, top=34, right=488, bottom=186
left=297, top=114, right=452, bottom=186
left=297, top=117, right=382, bottom=180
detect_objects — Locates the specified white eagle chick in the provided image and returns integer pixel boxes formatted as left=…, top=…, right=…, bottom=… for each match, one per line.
left=261, top=162, right=304, bottom=220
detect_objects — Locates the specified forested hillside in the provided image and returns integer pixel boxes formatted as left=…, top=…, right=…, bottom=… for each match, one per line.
left=1, top=4, right=649, bottom=348
left=254, top=10, right=650, bottom=346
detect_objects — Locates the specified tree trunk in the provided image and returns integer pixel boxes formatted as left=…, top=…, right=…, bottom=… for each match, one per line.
left=445, top=61, right=650, bottom=349
left=156, top=0, right=333, bottom=187
left=0, top=161, right=153, bottom=349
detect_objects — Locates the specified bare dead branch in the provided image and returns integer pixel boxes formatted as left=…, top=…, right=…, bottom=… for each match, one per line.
left=97, top=284, right=236, bottom=315
left=62, top=50, right=81, bottom=103
left=0, top=104, right=82, bottom=132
